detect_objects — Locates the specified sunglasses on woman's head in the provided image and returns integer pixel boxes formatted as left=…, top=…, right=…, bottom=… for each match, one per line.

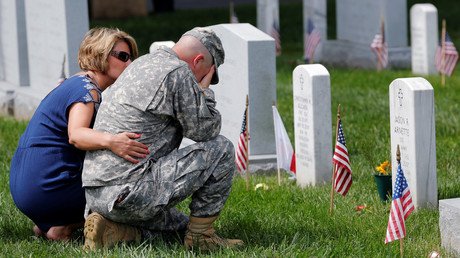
left=110, top=50, right=132, bottom=62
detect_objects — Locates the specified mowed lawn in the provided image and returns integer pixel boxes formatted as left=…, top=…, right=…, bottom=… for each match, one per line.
left=1, top=0, right=459, bottom=257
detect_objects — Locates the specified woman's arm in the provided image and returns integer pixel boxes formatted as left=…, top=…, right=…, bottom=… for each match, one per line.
left=68, top=102, right=149, bottom=164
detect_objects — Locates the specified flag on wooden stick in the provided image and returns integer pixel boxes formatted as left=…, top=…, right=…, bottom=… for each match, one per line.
left=332, top=118, right=352, bottom=196
left=270, top=21, right=282, bottom=56
left=272, top=105, right=296, bottom=184
left=435, top=32, right=458, bottom=77
left=385, top=146, right=414, bottom=244
left=304, top=18, right=321, bottom=64
left=370, top=19, right=388, bottom=70
left=235, top=106, right=248, bottom=173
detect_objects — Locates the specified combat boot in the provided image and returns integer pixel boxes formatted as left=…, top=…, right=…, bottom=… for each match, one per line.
left=83, top=212, right=141, bottom=250
left=184, top=216, right=244, bottom=251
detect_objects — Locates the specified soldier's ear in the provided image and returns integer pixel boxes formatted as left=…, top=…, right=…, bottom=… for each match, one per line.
left=192, top=54, right=205, bottom=67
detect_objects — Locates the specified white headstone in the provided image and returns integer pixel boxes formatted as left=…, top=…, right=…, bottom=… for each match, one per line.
left=25, top=0, right=89, bottom=92
left=303, top=0, right=327, bottom=62
left=293, top=64, right=332, bottom=187
left=257, top=0, right=279, bottom=35
left=389, top=77, right=437, bottom=209
left=439, top=198, right=460, bottom=256
left=149, top=41, right=175, bottom=53
left=0, top=0, right=29, bottom=86
left=210, top=23, right=277, bottom=171
left=410, top=4, right=438, bottom=75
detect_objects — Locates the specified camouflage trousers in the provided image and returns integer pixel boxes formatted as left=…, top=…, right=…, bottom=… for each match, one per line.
left=85, top=135, right=235, bottom=232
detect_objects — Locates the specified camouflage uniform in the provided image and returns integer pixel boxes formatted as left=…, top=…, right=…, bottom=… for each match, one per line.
left=82, top=33, right=234, bottom=232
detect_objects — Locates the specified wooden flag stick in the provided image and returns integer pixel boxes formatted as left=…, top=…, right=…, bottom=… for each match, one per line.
left=244, top=95, right=250, bottom=190
left=441, top=19, right=447, bottom=86
left=400, top=237, right=404, bottom=258
left=376, top=16, right=385, bottom=71
left=329, top=104, right=341, bottom=214
left=273, top=101, right=282, bottom=186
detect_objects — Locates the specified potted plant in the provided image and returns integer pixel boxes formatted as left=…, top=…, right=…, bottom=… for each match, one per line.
left=374, top=160, right=392, bottom=201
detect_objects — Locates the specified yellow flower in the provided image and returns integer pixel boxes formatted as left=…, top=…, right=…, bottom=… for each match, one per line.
left=375, top=160, right=391, bottom=175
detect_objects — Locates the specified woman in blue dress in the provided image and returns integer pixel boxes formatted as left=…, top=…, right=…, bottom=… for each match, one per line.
left=9, top=27, right=150, bottom=241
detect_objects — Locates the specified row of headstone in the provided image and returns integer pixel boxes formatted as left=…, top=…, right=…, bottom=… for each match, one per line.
left=150, top=23, right=437, bottom=209
left=0, top=0, right=89, bottom=119
left=292, top=64, right=437, bottom=210
left=300, top=1, right=440, bottom=73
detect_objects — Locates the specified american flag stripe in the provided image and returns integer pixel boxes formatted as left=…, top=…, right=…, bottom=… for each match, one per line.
left=236, top=132, right=248, bottom=171
left=370, top=34, right=389, bottom=68
left=385, top=162, right=414, bottom=243
left=386, top=199, right=405, bottom=243
left=304, top=18, right=321, bottom=62
left=435, top=34, right=458, bottom=76
left=402, top=190, right=414, bottom=218
left=333, top=145, right=351, bottom=171
left=235, top=108, right=249, bottom=173
left=270, top=22, right=281, bottom=56
left=332, top=119, right=352, bottom=196
left=334, top=166, right=352, bottom=195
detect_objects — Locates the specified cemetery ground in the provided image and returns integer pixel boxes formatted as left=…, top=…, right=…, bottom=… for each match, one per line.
left=1, top=1, right=459, bottom=256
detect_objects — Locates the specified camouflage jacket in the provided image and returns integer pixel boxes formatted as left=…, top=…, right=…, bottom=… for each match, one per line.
left=82, top=47, right=221, bottom=187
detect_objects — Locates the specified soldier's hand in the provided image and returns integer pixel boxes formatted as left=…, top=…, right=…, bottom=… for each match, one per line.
left=109, top=132, right=150, bottom=164
left=199, top=65, right=215, bottom=89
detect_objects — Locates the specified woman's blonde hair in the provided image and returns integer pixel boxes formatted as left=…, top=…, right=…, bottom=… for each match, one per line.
left=78, top=27, right=138, bottom=72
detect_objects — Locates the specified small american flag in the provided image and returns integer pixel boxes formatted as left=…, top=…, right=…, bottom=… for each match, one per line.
left=385, top=162, right=414, bottom=244
left=270, top=21, right=282, bottom=56
left=371, top=33, right=388, bottom=69
left=435, top=32, right=458, bottom=77
left=304, top=18, right=321, bottom=63
left=332, top=119, right=352, bottom=196
left=235, top=107, right=248, bottom=173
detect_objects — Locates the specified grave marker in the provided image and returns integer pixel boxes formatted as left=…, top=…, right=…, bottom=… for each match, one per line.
left=410, top=4, right=438, bottom=75
left=389, top=77, right=437, bottom=209
left=211, top=23, right=277, bottom=171
left=293, top=64, right=332, bottom=187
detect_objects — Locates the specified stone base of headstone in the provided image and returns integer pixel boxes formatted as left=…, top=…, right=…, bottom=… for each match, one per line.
left=439, top=198, right=460, bottom=256
left=0, top=82, right=45, bottom=120
left=320, top=40, right=411, bottom=69
left=248, top=155, right=277, bottom=173
left=180, top=138, right=277, bottom=173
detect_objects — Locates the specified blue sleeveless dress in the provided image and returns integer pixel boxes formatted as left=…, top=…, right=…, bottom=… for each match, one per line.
left=10, top=74, right=101, bottom=232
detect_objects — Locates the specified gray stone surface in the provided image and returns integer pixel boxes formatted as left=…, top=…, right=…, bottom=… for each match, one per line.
left=211, top=23, right=277, bottom=171
left=302, top=0, right=326, bottom=62
left=321, top=0, right=410, bottom=69
left=257, top=0, right=279, bottom=36
left=293, top=64, right=331, bottom=187
left=0, top=0, right=29, bottom=86
left=0, top=0, right=89, bottom=119
left=389, top=77, right=437, bottom=209
left=410, top=4, right=438, bottom=75
left=439, top=198, right=460, bottom=257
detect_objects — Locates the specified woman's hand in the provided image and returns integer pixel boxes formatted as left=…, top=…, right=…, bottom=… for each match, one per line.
left=108, top=132, right=150, bottom=164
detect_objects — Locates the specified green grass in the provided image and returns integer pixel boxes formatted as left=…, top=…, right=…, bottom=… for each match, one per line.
left=1, top=1, right=460, bottom=257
